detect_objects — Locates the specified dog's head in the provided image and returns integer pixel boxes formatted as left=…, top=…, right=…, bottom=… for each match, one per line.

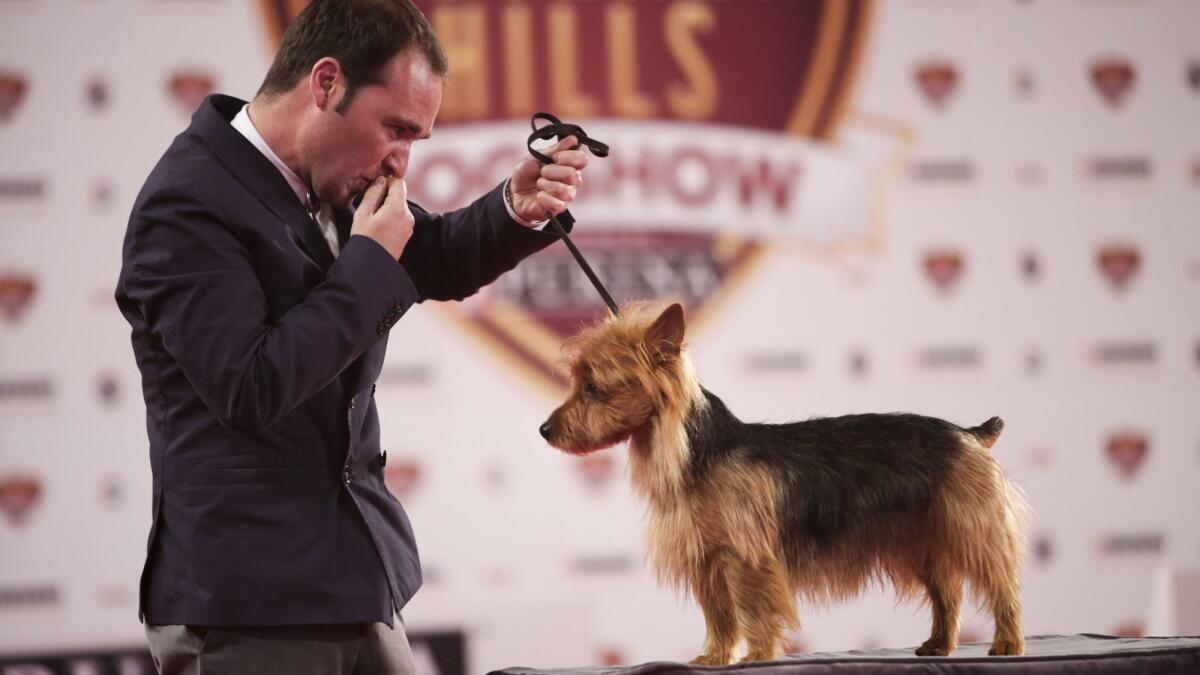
left=539, top=302, right=689, bottom=454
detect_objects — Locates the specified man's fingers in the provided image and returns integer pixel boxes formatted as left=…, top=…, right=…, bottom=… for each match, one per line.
left=382, top=177, right=408, bottom=208
left=358, top=177, right=388, bottom=214
left=537, top=177, right=576, bottom=202
left=540, top=164, right=581, bottom=186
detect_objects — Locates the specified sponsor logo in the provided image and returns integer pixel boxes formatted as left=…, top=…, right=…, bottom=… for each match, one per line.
left=595, top=647, right=628, bottom=667
left=98, top=372, right=120, bottom=406
left=1105, top=431, right=1149, bottom=480
left=0, top=272, right=37, bottom=324
left=85, top=75, right=110, bottom=113
left=910, top=158, right=974, bottom=183
left=1089, top=341, right=1155, bottom=367
left=1186, top=59, right=1200, bottom=93
left=1090, top=57, right=1135, bottom=109
left=1015, top=162, right=1044, bottom=186
left=744, top=350, right=808, bottom=374
left=91, top=177, right=115, bottom=211
left=1033, top=533, right=1054, bottom=565
left=1027, top=446, right=1054, bottom=469
left=0, top=70, right=28, bottom=122
left=0, top=376, right=53, bottom=400
left=101, top=475, right=125, bottom=509
left=1113, top=621, right=1145, bottom=638
left=1099, top=532, right=1164, bottom=556
left=378, top=363, right=434, bottom=386
left=1013, top=65, right=1035, bottom=99
left=576, top=450, right=618, bottom=491
left=0, top=474, right=42, bottom=526
left=1096, top=242, right=1140, bottom=293
left=922, top=249, right=965, bottom=294
left=1020, top=250, right=1040, bottom=283
left=916, top=346, right=981, bottom=370
left=1083, top=155, right=1152, bottom=181
left=384, top=459, right=422, bottom=500
left=166, top=68, right=215, bottom=115
left=0, top=584, right=59, bottom=609
left=914, top=60, right=959, bottom=109
left=0, top=177, right=47, bottom=201
left=848, top=349, right=869, bottom=379
left=568, top=553, right=636, bottom=577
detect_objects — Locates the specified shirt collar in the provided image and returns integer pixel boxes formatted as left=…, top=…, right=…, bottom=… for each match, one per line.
left=230, top=103, right=310, bottom=209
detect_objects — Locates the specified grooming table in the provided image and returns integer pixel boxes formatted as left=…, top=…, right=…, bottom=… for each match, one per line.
left=490, top=634, right=1200, bottom=674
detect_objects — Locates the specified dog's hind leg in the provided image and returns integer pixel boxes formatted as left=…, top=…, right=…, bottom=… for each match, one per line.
left=690, top=552, right=740, bottom=665
left=732, top=556, right=797, bottom=663
left=915, top=565, right=963, bottom=656
left=980, top=530, right=1025, bottom=656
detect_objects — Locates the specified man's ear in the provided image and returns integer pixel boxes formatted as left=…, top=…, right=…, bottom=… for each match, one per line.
left=645, top=303, right=686, bottom=359
left=310, top=57, right=343, bottom=110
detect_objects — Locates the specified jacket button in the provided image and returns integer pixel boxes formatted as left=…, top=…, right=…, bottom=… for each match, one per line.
left=371, top=384, right=377, bottom=396
left=343, top=467, right=352, bottom=484
left=349, top=396, right=357, bottom=410
left=379, top=450, right=387, bottom=468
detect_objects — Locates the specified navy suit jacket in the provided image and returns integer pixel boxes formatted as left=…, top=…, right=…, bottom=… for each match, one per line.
left=116, top=94, right=564, bottom=626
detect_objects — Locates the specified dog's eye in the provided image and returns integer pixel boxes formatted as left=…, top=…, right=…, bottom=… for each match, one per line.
left=583, top=381, right=598, bottom=396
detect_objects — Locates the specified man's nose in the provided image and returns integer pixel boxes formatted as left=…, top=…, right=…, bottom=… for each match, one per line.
left=383, top=145, right=410, bottom=179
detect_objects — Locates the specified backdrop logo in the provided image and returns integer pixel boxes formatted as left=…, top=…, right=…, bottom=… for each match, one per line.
left=0, top=474, right=42, bottom=526
left=1105, top=430, right=1149, bottom=480
left=384, top=458, right=423, bottom=501
left=914, top=59, right=959, bottom=110
left=262, top=0, right=898, bottom=392
left=575, top=450, right=617, bottom=491
left=1187, top=59, right=1200, bottom=93
left=0, top=69, right=27, bottom=122
left=922, top=248, right=965, bottom=294
left=1089, top=56, right=1135, bottom=109
left=0, top=272, right=37, bottom=324
left=1096, top=242, right=1140, bottom=293
left=166, top=68, right=215, bottom=116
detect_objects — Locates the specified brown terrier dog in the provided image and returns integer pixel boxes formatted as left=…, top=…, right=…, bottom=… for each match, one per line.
left=539, top=302, right=1030, bottom=664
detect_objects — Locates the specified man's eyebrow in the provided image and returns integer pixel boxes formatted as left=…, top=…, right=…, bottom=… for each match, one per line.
left=386, top=116, right=432, bottom=139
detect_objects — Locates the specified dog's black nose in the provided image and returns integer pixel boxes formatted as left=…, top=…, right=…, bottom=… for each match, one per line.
left=539, top=422, right=553, bottom=440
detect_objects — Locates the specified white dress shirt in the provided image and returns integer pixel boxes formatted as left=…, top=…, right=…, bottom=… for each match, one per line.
left=230, top=104, right=341, bottom=258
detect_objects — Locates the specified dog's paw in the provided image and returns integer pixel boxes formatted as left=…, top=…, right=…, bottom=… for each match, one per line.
left=738, top=649, right=780, bottom=663
left=689, top=653, right=731, bottom=666
left=915, top=639, right=953, bottom=656
left=988, top=640, right=1023, bottom=656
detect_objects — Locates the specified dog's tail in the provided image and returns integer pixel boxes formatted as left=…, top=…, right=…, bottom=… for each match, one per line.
left=966, top=416, right=1004, bottom=449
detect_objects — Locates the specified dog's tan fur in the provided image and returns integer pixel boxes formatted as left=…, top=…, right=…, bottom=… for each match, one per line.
left=543, top=302, right=1029, bottom=663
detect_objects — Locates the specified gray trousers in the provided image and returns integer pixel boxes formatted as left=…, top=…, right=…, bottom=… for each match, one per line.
left=144, top=617, right=415, bottom=675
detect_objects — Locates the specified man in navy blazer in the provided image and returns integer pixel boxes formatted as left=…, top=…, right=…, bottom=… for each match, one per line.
left=115, top=1, right=589, bottom=672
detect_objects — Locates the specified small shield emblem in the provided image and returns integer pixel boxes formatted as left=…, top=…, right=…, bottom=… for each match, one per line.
left=0, top=474, right=42, bottom=526
left=1106, top=431, right=1149, bottom=480
left=922, top=249, right=964, bottom=293
left=1096, top=243, right=1140, bottom=293
left=167, top=69, right=215, bottom=115
left=1090, top=57, right=1135, bottom=109
left=0, top=70, right=27, bottom=122
left=914, top=61, right=959, bottom=109
left=0, top=273, right=37, bottom=324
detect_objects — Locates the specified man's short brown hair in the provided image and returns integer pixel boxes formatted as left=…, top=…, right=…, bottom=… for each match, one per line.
left=257, top=0, right=448, bottom=113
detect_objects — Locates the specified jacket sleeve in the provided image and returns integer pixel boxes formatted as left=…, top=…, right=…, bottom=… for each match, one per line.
left=120, top=183, right=419, bottom=433
left=399, top=181, right=567, bottom=302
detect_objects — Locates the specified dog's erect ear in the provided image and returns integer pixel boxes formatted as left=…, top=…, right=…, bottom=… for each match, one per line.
left=645, top=303, right=686, bottom=358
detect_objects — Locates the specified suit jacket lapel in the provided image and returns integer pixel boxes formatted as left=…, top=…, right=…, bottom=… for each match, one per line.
left=190, top=94, right=335, bottom=271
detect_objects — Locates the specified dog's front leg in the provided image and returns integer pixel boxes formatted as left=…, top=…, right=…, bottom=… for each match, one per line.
left=690, top=552, right=739, bottom=665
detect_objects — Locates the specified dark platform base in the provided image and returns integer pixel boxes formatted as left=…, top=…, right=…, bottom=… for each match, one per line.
left=491, top=634, right=1200, bottom=675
